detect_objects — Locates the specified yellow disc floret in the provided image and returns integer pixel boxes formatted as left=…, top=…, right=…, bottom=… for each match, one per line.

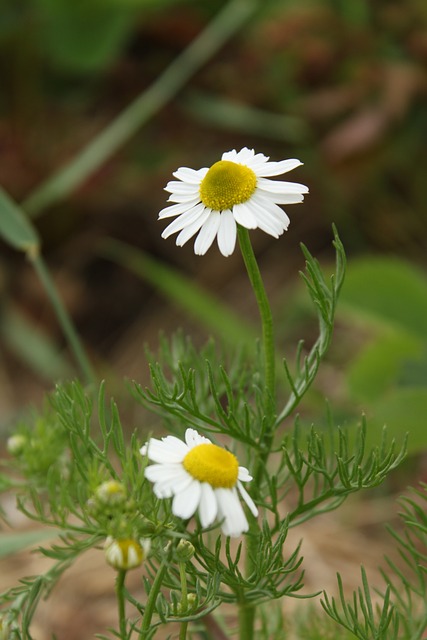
left=199, top=160, right=257, bottom=211
left=183, top=443, right=239, bottom=489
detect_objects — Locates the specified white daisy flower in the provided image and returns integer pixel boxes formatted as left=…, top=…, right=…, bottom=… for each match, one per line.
left=159, top=147, right=308, bottom=257
left=141, top=428, right=258, bottom=537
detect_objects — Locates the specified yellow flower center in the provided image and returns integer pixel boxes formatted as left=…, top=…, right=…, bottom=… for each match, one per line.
left=199, top=160, right=257, bottom=211
left=183, top=443, right=239, bottom=489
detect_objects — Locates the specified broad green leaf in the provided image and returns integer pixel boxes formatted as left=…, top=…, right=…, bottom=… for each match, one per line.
left=0, top=529, right=57, bottom=558
left=0, top=187, right=39, bottom=252
left=347, top=331, right=423, bottom=401
left=340, top=257, right=427, bottom=340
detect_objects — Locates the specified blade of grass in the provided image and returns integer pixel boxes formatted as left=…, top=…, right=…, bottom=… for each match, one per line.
left=21, top=0, right=258, bottom=218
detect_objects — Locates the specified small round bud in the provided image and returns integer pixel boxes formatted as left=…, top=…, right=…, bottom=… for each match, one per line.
left=95, top=481, right=127, bottom=506
left=7, top=434, right=27, bottom=456
left=175, top=539, right=195, bottom=562
left=105, top=538, right=150, bottom=571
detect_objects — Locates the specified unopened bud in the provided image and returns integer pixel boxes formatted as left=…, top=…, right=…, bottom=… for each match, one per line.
left=105, top=537, right=150, bottom=571
left=95, top=481, right=126, bottom=505
left=175, top=538, right=195, bottom=562
left=7, top=434, right=27, bottom=456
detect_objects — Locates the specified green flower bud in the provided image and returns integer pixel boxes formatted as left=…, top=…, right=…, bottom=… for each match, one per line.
left=175, top=538, right=195, bottom=562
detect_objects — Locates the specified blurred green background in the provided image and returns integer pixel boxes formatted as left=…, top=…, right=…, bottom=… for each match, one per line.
left=1, top=0, right=427, bottom=459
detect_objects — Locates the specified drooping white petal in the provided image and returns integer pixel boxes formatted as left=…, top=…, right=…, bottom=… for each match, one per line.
left=244, top=198, right=288, bottom=237
left=251, top=192, right=291, bottom=228
left=198, top=482, right=218, bottom=527
left=158, top=199, right=201, bottom=220
left=217, top=210, right=237, bottom=257
left=244, top=201, right=282, bottom=238
left=194, top=211, right=221, bottom=255
left=232, top=201, right=257, bottom=229
left=161, top=203, right=206, bottom=239
left=215, top=488, right=249, bottom=537
left=175, top=208, right=211, bottom=246
left=172, top=481, right=201, bottom=519
left=237, top=480, right=258, bottom=517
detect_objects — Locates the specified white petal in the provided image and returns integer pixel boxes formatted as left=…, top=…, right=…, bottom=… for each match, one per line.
left=185, top=428, right=211, bottom=448
left=142, top=436, right=188, bottom=463
left=158, top=199, right=200, bottom=220
left=244, top=199, right=287, bottom=237
left=167, top=192, right=203, bottom=204
left=232, top=201, right=257, bottom=229
left=254, top=158, right=302, bottom=177
left=215, top=488, right=249, bottom=537
left=257, top=177, right=309, bottom=194
left=173, top=167, right=207, bottom=183
left=238, top=466, right=253, bottom=482
left=237, top=480, right=258, bottom=517
left=144, top=463, right=182, bottom=483
left=256, top=191, right=304, bottom=205
left=194, top=212, right=221, bottom=255
left=161, top=203, right=206, bottom=238
left=244, top=202, right=282, bottom=238
left=198, top=482, right=218, bottom=527
left=227, top=147, right=255, bottom=164
left=221, top=149, right=239, bottom=162
left=165, top=180, right=200, bottom=195
left=251, top=192, right=291, bottom=227
left=217, top=210, right=237, bottom=257
left=145, top=464, right=193, bottom=495
left=175, top=208, right=211, bottom=246
left=172, top=481, right=201, bottom=519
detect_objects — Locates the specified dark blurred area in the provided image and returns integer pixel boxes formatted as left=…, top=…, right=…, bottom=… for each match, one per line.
left=1, top=0, right=427, bottom=422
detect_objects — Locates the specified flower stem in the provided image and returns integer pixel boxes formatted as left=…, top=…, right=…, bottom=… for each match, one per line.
left=237, top=226, right=275, bottom=414
left=238, top=601, right=255, bottom=640
left=139, top=560, right=167, bottom=640
left=116, top=570, right=127, bottom=639
left=29, top=251, right=96, bottom=385
left=178, top=561, right=189, bottom=640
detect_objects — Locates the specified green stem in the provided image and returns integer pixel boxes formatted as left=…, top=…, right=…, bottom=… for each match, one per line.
left=238, top=601, right=255, bottom=640
left=22, top=0, right=257, bottom=219
left=116, top=570, right=127, bottom=639
left=178, top=561, right=189, bottom=640
left=29, top=251, right=96, bottom=384
left=237, top=226, right=275, bottom=412
left=139, top=561, right=168, bottom=640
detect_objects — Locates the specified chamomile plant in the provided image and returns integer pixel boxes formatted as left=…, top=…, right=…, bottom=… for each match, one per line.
left=0, top=148, right=419, bottom=640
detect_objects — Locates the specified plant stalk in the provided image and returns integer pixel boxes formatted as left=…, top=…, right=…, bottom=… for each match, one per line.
left=116, top=570, right=127, bottom=639
left=29, top=251, right=96, bottom=384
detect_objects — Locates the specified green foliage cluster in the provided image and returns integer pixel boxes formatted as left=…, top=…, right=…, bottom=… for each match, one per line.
left=0, top=235, right=423, bottom=640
